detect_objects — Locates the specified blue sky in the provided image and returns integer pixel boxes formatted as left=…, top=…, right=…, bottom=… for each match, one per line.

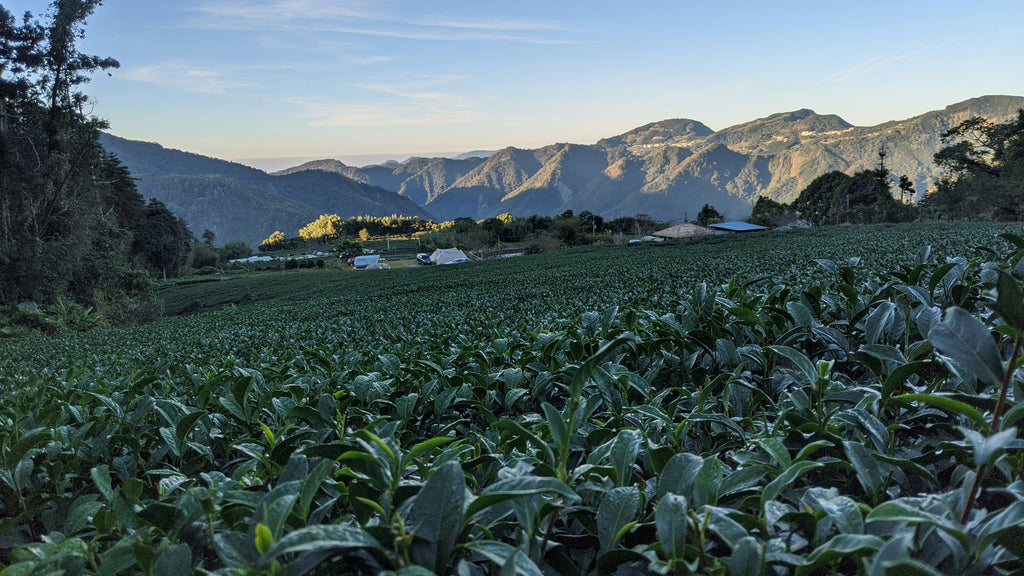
left=6, top=1, right=1023, bottom=170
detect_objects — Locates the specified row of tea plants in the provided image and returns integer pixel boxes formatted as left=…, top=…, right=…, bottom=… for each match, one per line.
left=2, top=222, right=1024, bottom=575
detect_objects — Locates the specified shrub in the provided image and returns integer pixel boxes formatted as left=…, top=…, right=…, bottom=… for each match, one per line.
left=51, top=298, right=109, bottom=332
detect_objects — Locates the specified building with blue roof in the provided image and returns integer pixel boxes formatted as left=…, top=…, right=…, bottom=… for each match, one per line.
left=709, top=221, right=769, bottom=234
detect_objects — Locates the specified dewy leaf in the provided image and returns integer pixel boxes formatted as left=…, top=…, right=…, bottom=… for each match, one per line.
left=795, top=534, right=884, bottom=576
left=866, top=501, right=970, bottom=550
left=597, top=486, right=641, bottom=553
left=960, top=426, right=1018, bottom=467
left=466, top=475, right=578, bottom=518
left=406, top=461, right=466, bottom=574
left=462, top=541, right=544, bottom=576
left=991, top=271, right=1024, bottom=329
left=656, top=494, right=688, bottom=559
left=541, top=402, right=568, bottom=452
left=761, top=460, right=823, bottom=506
left=608, top=429, right=640, bottom=487
left=658, top=452, right=703, bottom=500
left=842, top=441, right=883, bottom=499
left=928, top=307, right=1004, bottom=386
left=262, top=524, right=379, bottom=562
left=152, top=543, right=192, bottom=576
left=768, top=345, right=818, bottom=385
left=726, top=536, right=763, bottom=576
left=570, top=332, right=635, bottom=400
left=863, top=302, right=896, bottom=345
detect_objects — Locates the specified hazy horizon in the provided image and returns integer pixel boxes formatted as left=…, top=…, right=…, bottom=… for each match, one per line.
left=5, top=0, right=1021, bottom=163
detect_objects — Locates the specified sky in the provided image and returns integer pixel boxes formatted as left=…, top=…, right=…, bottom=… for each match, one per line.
left=5, top=0, right=1024, bottom=170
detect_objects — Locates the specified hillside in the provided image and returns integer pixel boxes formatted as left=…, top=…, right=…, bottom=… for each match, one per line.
left=102, top=96, right=1024, bottom=231
left=99, top=134, right=433, bottom=246
left=291, top=95, right=1024, bottom=221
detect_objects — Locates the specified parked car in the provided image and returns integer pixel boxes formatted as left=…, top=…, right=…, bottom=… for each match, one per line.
left=416, top=253, right=433, bottom=265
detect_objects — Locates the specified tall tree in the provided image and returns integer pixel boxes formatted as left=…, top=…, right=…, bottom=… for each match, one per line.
left=0, top=2, right=165, bottom=305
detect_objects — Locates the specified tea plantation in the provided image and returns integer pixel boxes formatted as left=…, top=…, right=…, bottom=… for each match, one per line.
left=3, top=221, right=1024, bottom=575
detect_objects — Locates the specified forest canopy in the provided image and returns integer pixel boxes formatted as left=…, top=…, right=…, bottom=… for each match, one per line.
left=0, top=1, right=191, bottom=311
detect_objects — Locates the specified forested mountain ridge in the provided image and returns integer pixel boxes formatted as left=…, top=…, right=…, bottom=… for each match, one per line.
left=297, top=95, right=1024, bottom=221
left=99, top=134, right=433, bottom=246
left=100, top=95, right=1024, bottom=235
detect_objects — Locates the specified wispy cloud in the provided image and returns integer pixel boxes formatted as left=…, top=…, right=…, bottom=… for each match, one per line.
left=119, top=61, right=250, bottom=94
left=829, top=50, right=919, bottom=82
left=289, top=77, right=478, bottom=128
left=188, top=0, right=578, bottom=44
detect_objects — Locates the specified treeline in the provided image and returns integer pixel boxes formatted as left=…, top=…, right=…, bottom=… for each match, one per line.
left=260, top=211, right=671, bottom=254
left=749, top=111, right=1024, bottom=227
left=0, top=2, right=194, bottom=328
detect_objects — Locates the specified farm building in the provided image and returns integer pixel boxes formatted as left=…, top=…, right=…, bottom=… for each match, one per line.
left=652, top=223, right=716, bottom=240
left=709, top=221, right=769, bottom=234
left=430, top=248, right=470, bottom=265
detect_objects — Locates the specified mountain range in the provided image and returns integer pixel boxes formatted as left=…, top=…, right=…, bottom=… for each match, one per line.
left=98, top=134, right=432, bottom=247
left=100, top=95, right=1024, bottom=245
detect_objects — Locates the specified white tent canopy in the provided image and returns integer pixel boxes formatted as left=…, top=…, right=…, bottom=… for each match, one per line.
left=430, top=248, right=469, bottom=265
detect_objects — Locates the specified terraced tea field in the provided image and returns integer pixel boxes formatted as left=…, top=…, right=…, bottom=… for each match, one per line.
left=3, top=221, right=1024, bottom=575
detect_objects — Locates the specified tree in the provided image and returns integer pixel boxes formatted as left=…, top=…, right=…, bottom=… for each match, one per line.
left=749, top=196, right=794, bottom=227
left=298, top=213, right=343, bottom=242
left=130, top=199, right=192, bottom=280
left=791, top=171, right=850, bottom=225
left=898, top=175, right=915, bottom=204
left=259, top=230, right=287, bottom=251
left=202, top=229, right=216, bottom=246
left=219, top=239, right=251, bottom=262
left=358, top=228, right=370, bottom=242
left=920, top=111, right=1024, bottom=220
left=696, top=203, right=723, bottom=227
left=0, top=1, right=152, bottom=304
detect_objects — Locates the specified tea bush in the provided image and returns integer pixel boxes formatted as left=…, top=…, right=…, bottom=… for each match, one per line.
left=2, top=222, right=1024, bottom=575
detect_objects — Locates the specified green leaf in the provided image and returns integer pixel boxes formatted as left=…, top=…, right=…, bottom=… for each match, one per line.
left=596, top=486, right=641, bottom=553
left=262, top=524, right=379, bottom=561
left=863, top=302, right=896, bottom=345
left=866, top=501, right=969, bottom=550
left=608, top=429, right=640, bottom=486
left=928, top=307, right=1004, bottom=386
left=255, top=523, right=274, bottom=556
left=570, top=332, right=635, bottom=400
left=406, top=461, right=466, bottom=574
left=541, top=402, right=568, bottom=451
left=960, top=426, right=1018, bottom=467
left=881, top=559, right=946, bottom=576
left=5, top=429, right=50, bottom=469
left=726, top=536, right=763, bottom=576
left=461, top=541, right=544, bottom=576
left=991, top=271, right=1024, bottom=328
left=466, top=475, right=578, bottom=518
left=152, top=543, right=191, bottom=576
left=404, top=436, right=456, bottom=464
left=795, top=534, right=884, bottom=575
left=658, top=452, right=703, bottom=500
left=892, top=393, right=989, bottom=429
left=693, top=456, right=722, bottom=508
left=701, top=506, right=749, bottom=546
left=843, top=441, right=883, bottom=498
left=754, top=437, right=791, bottom=469
left=656, top=494, right=688, bottom=560
left=762, top=460, right=823, bottom=506
left=768, top=345, right=818, bottom=384
left=174, top=410, right=205, bottom=453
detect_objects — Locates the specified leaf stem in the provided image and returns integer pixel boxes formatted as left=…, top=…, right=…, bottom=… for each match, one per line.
left=960, top=333, right=1023, bottom=524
